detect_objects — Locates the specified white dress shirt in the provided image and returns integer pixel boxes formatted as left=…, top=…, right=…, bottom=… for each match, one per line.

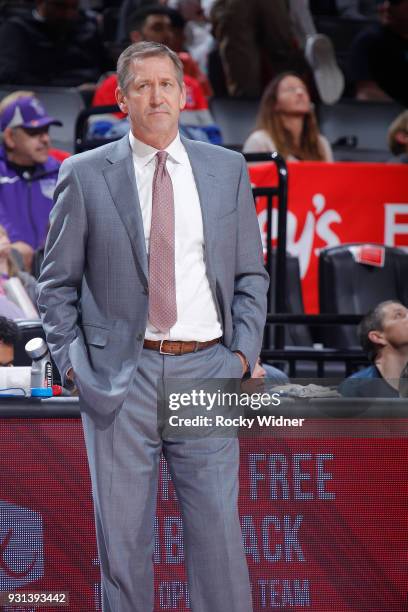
left=129, top=132, right=222, bottom=341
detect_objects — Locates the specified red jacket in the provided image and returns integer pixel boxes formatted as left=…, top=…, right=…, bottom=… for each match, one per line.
left=92, top=73, right=208, bottom=118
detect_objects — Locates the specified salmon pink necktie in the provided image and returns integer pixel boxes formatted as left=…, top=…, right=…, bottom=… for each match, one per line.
left=148, top=151, right=177, bottom=332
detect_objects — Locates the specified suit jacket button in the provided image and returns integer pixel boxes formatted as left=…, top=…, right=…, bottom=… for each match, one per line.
left=137, top=333, right=143, bottom=341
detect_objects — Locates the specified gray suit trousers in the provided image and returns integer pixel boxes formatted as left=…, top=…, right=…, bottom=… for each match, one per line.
left=81, top=342, right=253, bottom=612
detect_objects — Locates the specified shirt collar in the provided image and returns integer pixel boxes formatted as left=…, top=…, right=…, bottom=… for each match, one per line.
left=129, top=131, right=186, bottom=169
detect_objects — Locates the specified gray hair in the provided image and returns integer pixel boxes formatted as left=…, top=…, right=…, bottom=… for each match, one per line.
left=117, top=41, right=184, bottom=93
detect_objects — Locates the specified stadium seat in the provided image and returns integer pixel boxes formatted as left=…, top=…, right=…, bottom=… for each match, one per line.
left=209, top=97, right=258, bottom=148
left=0, top=85, right=85, bottom=153
left=317, top=99, right=404, bottom=161
left=319, top=243, right=408, bottom=348
left=265, top=252, right=359, bottom=378
left=266, top=251, right=313, bottom=347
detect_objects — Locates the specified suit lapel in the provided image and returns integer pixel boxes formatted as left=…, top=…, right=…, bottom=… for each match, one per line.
left=181, top=138, right=218, bottom=279
left=103, top=136, right=148, bottom=285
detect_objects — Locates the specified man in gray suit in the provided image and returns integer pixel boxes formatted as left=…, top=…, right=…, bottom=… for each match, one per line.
left=37, top=41, right=268, bottom=612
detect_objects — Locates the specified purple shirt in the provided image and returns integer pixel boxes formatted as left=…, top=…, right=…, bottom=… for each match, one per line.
left=0, top=294, right=25, bottom=319
left=0, top=145, right=60, bottom=249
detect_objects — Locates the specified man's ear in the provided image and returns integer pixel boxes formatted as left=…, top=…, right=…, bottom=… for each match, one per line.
left=368, top=329, right=387, bottom=348
left=2, top=127, right=15, bottom=150
left=179, top=81, right=186, bottom=111
left=115, top=87, right=128, bottom=115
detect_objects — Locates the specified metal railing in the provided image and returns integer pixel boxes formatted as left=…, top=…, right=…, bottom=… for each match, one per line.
left=261, top=313, right=367, bottom=377
left=244, top=152, right=288, bottom=348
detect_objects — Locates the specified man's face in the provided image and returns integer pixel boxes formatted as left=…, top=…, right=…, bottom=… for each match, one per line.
left=0, top=342, right=14, bottom=367
left=376, top=302, right=408, bottom=348
left=4, top=126, right=51, bottom=166
left=116, top=55, right=186, bottom=148
left=131, top=15, right=174, bottom=47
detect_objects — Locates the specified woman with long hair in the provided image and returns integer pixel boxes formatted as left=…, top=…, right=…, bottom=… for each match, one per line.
left=243, top=72, right=333, bottom=161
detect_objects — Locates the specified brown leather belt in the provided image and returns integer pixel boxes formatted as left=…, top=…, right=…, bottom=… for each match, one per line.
left=143, top=337, right=221, bottom=356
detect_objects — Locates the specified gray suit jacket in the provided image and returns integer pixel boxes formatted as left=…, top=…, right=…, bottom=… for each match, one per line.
left=37, top=135, right=269, bottom=414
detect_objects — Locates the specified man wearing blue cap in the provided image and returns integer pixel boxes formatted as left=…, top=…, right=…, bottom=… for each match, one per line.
left=0, top=92, right=62, bottom=271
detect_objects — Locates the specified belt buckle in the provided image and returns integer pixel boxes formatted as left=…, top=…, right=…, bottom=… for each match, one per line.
left=159, top=340, right=176, bottom=356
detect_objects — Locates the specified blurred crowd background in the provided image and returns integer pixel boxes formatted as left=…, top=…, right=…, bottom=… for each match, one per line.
left=0, top=0, right=407, bottom=386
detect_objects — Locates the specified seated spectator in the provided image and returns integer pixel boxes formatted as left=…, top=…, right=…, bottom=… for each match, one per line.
left=289, top=0, right=345, bottom=104
left=91, top=7, right=220, bottom=143
left=168, top=0, right=215, bottom=75
left=210, top=0, right=310, bottom=99
left=0, top=315, right=19, bottom=366
left=340, top=300, right=408, bottom=398
left=116, top=0, right=165, bottom=45
left=210, top=0, right=344, bottom=103
left=243, top=72, right=333, bottom=161
left=387, top=110, right=408, bottom=163
left=0, top=92, right=62, bottom=272
left=166, top=6, right=213, bottom=96
left=0, top=0, right=106, bottom=87
left=116, top=3, right=212, bottom=94
left=0, top=224, right=38, bottom=319
left=349, top=0, right=408, bottom=105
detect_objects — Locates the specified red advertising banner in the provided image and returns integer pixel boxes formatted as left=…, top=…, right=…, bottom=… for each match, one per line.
left=248, top=162, right=408, bottom=312
left=1, top=419, right=407, bottom=611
